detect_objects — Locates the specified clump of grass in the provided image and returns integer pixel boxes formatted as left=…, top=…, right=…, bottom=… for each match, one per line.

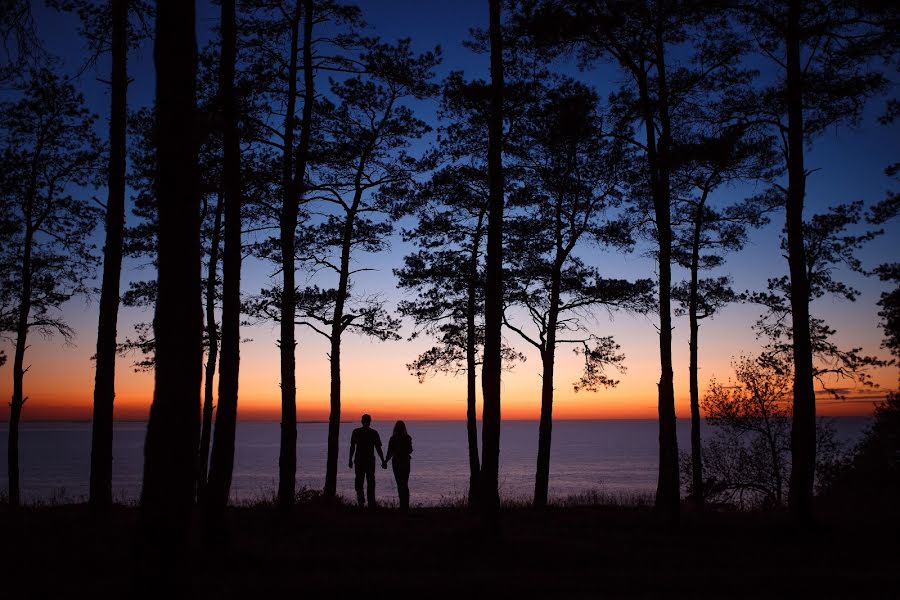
left=550, top=489, right=654, bottom=508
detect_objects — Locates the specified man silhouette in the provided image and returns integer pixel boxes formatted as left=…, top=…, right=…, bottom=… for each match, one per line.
left=348, top=414, right=385, bottom=510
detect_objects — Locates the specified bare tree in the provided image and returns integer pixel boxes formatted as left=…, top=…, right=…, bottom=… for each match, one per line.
left=688, top=355, right=841, bottom=509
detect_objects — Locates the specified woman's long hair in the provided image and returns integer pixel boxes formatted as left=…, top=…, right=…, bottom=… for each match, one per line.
left=393, top=420, right=407, bottom=436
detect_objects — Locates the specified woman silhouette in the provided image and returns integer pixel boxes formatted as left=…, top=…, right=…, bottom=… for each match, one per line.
left=383, top=420, right=413, bottom=512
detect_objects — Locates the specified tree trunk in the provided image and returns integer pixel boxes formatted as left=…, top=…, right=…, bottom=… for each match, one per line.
left=89, top=0, right=127, bottom=515
left=140, top=0, right=201, bottom=549
left=533, top=265, right=561, bottom=509
left=8, top=224, right=34, bottom=509
left=480, top=0, right=504, bottom=526
left=325, top=332, right=341, bottom=499
left=785, top=0, right=816, bottom=526
left=324, top=203, right=356, bottom=500
left=7, top=390, right=22, bottom=508
left=768, top=428, right=784, bottom=505
left=651, top=6, right=680, bottom=526
left=465, top=219, right=484, bottom=507
left=197, top=191, right=223, bottom=501
left=204, top=0, right=242, bottom=527
left=688, top=198, right=705, bottom=507
left=276, top=9, right=301, bottom=512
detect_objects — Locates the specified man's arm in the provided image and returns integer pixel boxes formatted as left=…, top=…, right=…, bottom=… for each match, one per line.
left=375, top=432, right=385, bottom=463
left=383, top=437, right=393, bottom=468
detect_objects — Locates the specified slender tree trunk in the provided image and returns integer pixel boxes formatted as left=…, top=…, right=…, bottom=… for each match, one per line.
left=768, top=430, right=784, bottom=505
left=651, top=8, right=680, bottom=525
left=277, top=9, right=300, bottom=512
left=324, top=204, right=355, bottom=500
left=141, top=0, right=201, bottom=549
left=205, top=0, right=242, bottom=524
left=480, top=0, right=504, bottom=526
left=7, top=392, right=22, bottom=508
left=688, top=198, right=705, bottom=507
left=325, top=332, right=342, bottom=498
left=89, top=0, right=128, bottom=515
left=533, top=265, right=561, bottom=509
left=197, top=191, right=223, bottom=501
left=465, top=219, right=484, bottom=507
left=276, top=0, right=314, bottom=512
left=8, top=224, right=34, bottom=509
left=785, top=0, right=816, bottom=525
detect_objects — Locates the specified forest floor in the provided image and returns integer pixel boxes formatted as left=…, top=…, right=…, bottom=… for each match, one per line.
left=1, top=498, right=898, bottom=599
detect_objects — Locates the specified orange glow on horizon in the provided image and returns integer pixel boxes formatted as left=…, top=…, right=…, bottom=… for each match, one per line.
left=2, top=342, right=894, bottom=422
left=1, top=299, right=895, bottom=423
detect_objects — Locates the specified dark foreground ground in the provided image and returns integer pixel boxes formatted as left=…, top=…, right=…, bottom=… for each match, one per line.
left=1, top=501, right=898, bottom=599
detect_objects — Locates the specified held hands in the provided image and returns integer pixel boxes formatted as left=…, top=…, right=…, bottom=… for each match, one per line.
left=348, top=460, right=353, bottom=469
left=381, top=460, right=388, bottom=469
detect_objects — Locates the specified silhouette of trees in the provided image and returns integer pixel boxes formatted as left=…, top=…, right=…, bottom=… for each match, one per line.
left=502, top=77, right=655, bottom=508
left=396, top=162, right=490, bottom=506
left=670, top=125, right=778, bottom=506
left=288, top=39, right=437, bottom=501
left=204, top=0, right=242, bottom=526
left=396, top=68, right=528, bottom=506
left=2, top=0, right=899, bottom=527
left=731, top=0, right=894, bottom=525
left=515, top=0, right=756, bottom=524
left=117, top=57, right=231, bottom=500
left=0, top=69, right=102, bottom=507
left=0, top=0, right=46, bottom=84
left=750, top=201, right=889, bottom=394
left=868, top=162, right=900, bottom=358
left=51, top=0, right=154, bottom=515
left=686, top=355, right=841, bottom=509
left=115, top=107, right=159, bottom=374
left=479, top=0, right=506, bottom=523
left=0, top=179, right=16, bottom=370
left=86, top=0, right=131, bottom=514
left=818, top=390, right=900, bottom=514
left=140, top=0, right=201, bottom=548
left=198, top=189, right=223, bottom=501
left=875, top=262, right=900, bottom=360
left=238, top=0, right=361, bottom=511
left=818, top=166, right=899, bottom=513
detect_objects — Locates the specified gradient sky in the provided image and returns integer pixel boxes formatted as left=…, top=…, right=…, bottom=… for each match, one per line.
left=1, top=1, right=897, bottom=422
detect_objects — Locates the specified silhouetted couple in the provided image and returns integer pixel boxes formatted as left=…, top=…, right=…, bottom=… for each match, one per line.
left=348, top=414, right=413, bottom=511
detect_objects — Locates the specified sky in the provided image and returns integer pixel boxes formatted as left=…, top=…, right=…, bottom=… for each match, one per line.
left=0, top=1, right=898, bottom=423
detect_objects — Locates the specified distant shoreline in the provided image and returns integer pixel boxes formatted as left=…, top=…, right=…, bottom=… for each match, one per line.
left=0, top=416, right=875, bottom=425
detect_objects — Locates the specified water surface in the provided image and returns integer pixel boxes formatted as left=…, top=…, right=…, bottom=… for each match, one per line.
left=0, top=418, right=869, bottom=505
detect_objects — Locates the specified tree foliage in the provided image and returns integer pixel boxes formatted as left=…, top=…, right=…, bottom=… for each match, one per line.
left=1, top=68, right=102, bottom=506
left=750, top=201, right=890, bottom=394
left=0, top=69, right=102, bottom=343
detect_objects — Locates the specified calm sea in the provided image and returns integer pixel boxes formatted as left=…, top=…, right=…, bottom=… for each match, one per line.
left=0, top=418, right=870, bottom=506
